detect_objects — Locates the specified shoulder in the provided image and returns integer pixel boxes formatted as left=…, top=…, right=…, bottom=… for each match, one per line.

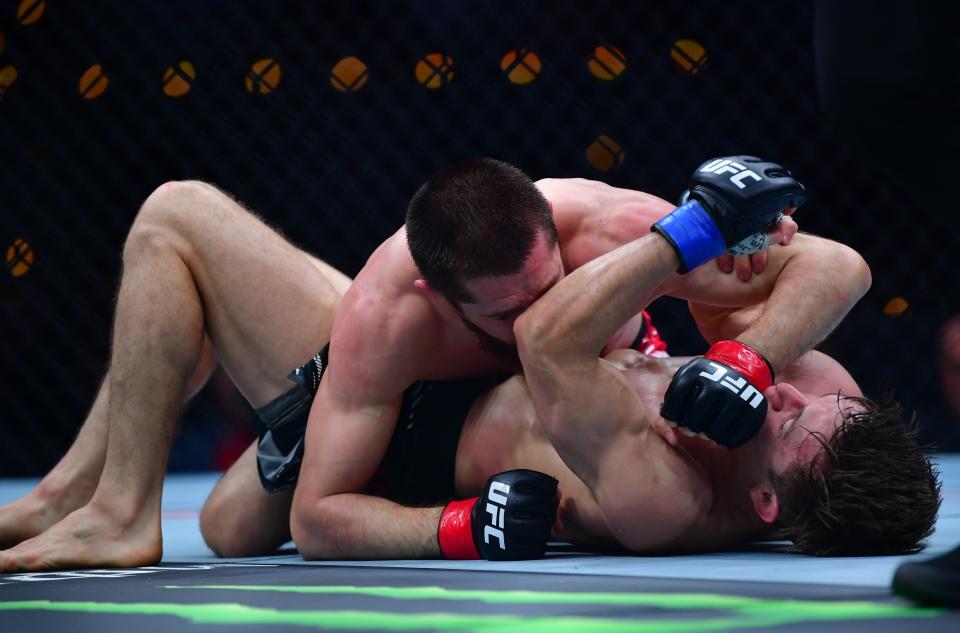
left=536, top=179, right=675, bottom=268
left=326, top=232, right=440, bottom=397
left=536, top=178, right=672, bottom=219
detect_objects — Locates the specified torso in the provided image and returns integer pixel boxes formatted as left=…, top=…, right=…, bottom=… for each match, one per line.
left=454, top=348, right=809, bottom=553
left=454, top=350, right=692, bottom=548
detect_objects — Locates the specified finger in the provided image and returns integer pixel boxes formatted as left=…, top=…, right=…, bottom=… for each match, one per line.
left=783, top=206, right=798, bottom=216
left=735, top=254, right=752, bottom=282
left=553, top=508, right=565, bottom=534
left=751, top=251, right=768, bottom=274
left=779, top=216, right=799, bottom=245
left=766, top=216, right=798, bottom=246
left=716, top=253, right=734, bottom=274
left=654, top=418, right=679, bottom=447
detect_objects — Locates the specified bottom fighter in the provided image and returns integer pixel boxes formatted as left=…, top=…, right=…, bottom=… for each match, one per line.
left=201, top=238, right=939, bottom=560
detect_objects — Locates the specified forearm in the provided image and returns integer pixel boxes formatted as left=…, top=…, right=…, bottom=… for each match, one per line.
left=687, top=303, right=764, bottom=344
left=517, top=233, right=678, bottom=362
left=291, top=492, right=442, bottom=560
left=735, top=244, right=870, bottom=371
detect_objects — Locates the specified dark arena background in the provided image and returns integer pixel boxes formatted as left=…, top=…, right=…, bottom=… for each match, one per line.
left=1, top=0, right=958, bottom=476
left=3, top=2, right=960, bottom=631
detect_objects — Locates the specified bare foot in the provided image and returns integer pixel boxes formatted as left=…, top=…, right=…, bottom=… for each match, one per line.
left=0, top=503, right=162, bottom=572
left=0, top=478, right=96, bottom=549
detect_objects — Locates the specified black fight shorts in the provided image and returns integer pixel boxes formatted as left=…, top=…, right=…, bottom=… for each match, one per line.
left=255, top=346, right=328, bottom=492
left=256, top=344, right=494, bottom=504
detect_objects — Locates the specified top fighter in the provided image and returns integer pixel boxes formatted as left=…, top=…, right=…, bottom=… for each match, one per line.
left=0, top=156, right=932, bottom=570
left=204, top=240, right=938, bottom=558
left=223, top=157, right=935, bottom=559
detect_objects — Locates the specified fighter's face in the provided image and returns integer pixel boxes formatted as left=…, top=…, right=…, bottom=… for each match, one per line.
left=458, top=231, right=565, bottom=344
left=758, top=384, right=855, bottom=477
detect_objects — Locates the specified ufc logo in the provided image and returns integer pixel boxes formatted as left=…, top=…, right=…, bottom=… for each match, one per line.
left=698, top=362, right=765, bottom=408
left=483, top=480, right=510, bottom=550
left=700, top=158, right=761, bottom=190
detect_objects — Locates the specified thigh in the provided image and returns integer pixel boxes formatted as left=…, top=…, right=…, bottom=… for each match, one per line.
left=304, top=253, right=352, bottom=298
left=201, top=441, right=293, bottom=556
left=139, top=181, right=346, bottom=407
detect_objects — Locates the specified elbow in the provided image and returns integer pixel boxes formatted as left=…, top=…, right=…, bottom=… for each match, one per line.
left=514, top=307, right=586, bottom=387
left=852, top=250, right=872, bottom=299
left=289, top=494, right=340, bottom=560
left=810, top=241, right=872, bottom=306
left=514, top=310, right=556, bottom=365
left=838, top=244, right=872, bottom=302
left=289, top=495, right=316, bottom=558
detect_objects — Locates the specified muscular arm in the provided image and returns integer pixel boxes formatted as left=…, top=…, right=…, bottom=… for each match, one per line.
left=515, top=234, right=709, bottom=548
left=289, top=295, right=445, bottom=559
left=538, top=179, right=676, bottom=352
left=542, top=178, right=871, bottom=370
left=662, top=232, right=871, bottom=371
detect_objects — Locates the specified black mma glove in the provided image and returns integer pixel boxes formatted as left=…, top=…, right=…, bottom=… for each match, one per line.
left=652, top=156, right=807, bottom=272
left=437, top=469, right=558, bottom=561
left=660, top=340, right=774, bottom=448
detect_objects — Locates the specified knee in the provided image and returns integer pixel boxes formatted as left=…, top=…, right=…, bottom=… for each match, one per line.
left=139, top=180, right=213, bottom=228
left=124, top=180, right=219, bottom=260
left=200, top=491, right=251, bottom=558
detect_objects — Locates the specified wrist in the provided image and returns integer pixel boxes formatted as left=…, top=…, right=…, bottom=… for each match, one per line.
left=438, top=498, right=480, bottom=560
left=651, top=200, right=725, bottom=273
left=705, top=340, right=774, bottom=389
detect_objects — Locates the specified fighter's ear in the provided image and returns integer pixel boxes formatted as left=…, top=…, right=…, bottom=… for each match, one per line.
left=414, top=279, right=458, bottom=315
left=748, top=483, right=780, bottom=524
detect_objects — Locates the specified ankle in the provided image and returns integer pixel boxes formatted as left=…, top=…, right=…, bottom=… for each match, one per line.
left=35, top=471, right=97, bottom=507
left=87, top=491, right=161, bottom=529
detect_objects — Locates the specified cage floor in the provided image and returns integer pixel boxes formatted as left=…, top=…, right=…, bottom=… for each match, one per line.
left=1, top=455, right=958, bottom=632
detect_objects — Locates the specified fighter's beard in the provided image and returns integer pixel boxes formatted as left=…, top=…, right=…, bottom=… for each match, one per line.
left=458, top=314, right=523, bottom=372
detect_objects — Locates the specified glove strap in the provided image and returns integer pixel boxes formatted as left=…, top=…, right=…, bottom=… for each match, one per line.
left=705, top=340, right=774, bottom=390
left=630, top=310, right=669, bottom=357
left=438, top=498, right=480, bottom=560
left=651, top=200, right=725, bottom=273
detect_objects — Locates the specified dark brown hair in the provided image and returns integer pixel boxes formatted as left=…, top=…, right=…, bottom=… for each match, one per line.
left=405, top=158, right=557, bottom=304
left=773, top=394, right=941, bottom=556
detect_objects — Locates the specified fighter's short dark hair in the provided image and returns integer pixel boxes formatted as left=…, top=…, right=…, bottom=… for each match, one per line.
left=405, top=158, right=557, bottom=304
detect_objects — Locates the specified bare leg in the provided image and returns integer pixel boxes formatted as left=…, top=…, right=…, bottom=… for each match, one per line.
left=200, top=254, right=352, bottom=557
left=0, top=181, right=342, bottom=571
left=0, top=337, right=216, bottom=550
left=200, top=441, right=293, bottom=556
